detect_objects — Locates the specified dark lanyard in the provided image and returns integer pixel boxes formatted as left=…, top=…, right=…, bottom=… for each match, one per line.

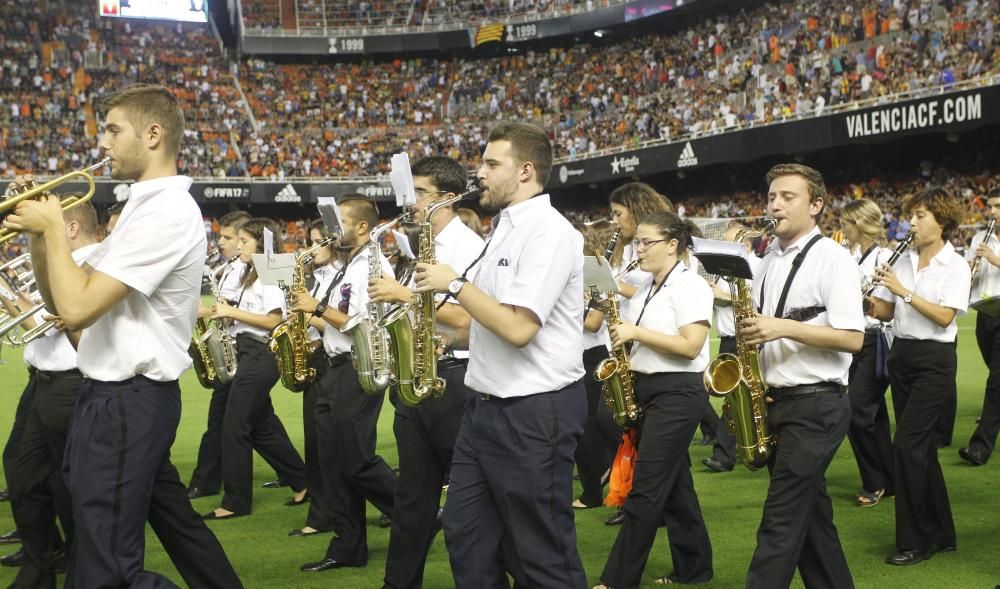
left=758, top=234, right=823, bottom=318
left=857, top=244, right=876, bottom=266
left=320, top=247, right=364, bottom=305
left=435, top=237, right=490, bottom=311
left=627, top=261, right=681, bottom=354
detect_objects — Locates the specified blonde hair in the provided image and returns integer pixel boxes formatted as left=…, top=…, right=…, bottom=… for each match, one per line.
left=841, top=198, right=887, bottom=247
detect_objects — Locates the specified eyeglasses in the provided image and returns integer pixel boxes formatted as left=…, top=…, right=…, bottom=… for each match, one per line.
left=635, top=239, right=669, bottom=250
left=337, top=284, right=352, bottom=314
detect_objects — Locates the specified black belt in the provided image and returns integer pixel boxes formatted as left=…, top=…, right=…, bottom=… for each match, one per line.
left=28, top=367, right=83, bottom=383
left=768, top=382, right=845, bottom=400
left=438, top=357, right=468, bottom=371
left=236, top=332, right=269, bottom=345
left=865, top=327, right=882, bottom=334
left=326, top=352, right=351, bottom=368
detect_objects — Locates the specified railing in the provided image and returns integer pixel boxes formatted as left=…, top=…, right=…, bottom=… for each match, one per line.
left=243, top=0, right=628, bottom=37
left=74, top=75, right=992, bottom=185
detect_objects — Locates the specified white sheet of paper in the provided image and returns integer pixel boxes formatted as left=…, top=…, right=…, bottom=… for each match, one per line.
left=316, top=197, right=345, bottom=236
left=583, top=256, right=617, bottom=292
left=391, top=228, right=416, bottom=260
left=390, top=152, right=417, bottom=207
left=262, top=227, right=275, bottom=260
left=251, top=253, right=295, bottom=287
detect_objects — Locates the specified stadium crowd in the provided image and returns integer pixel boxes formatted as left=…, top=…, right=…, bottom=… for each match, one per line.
left=0, top=0, right=996, bottom=180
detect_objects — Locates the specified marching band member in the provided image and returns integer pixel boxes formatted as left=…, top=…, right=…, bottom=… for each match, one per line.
left=574, top=220, right=621, bottom=510
left=743, top=164, right=863, bottom=588
left=592, top=211, right=714, bottom=589
left=204, top=217, right=307, bottom=520
left=368, top=156, right=485, bottom=589
left=289, top=195, right=398, bottom=572
left=187, top=209, right=251, bottom=500
left=4, top=203, right=98, bottom=586
left=289, top=219, right=338, bottom=538
left=868, top=186, right=969, bottom=565
left=840, top=199, right=896, bottom=507
left=959, top=188, right=1000, bottom=466
left=5, top=83, right=241, bottom=587
left=414, top=122, right=588, bottom=588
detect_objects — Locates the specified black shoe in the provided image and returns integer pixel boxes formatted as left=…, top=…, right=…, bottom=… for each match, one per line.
left=378, top=513, right=392, bottom=528
left=0, top=548, right=24, bottom=567
left=702, top=458, right=733, bottom=473
left=187, top=487, right=219, bottom=499
left=0, top=489, right=8, bottom=502
left=694, top=435, right=716, bottom=446
left=959, top=447, right=987, bottom=466
left=885, top=548, right=932, bottom=565
left=262, top=478, right=288, bottom=489
left=0, top=530, right=20, bottom=545
left=930, top=543, right=956, bottom=555
left=285, top=491, right=310, bottom=507
left=605, top=508, right=625, bottom=526
left=300, top=558, right=359, bottom=572
left=433, top=507, right=443, bottom=534
left=202, top=510, right=248, bottom=521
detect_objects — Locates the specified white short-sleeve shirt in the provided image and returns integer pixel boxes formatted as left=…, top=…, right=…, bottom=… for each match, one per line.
left=321, top=246, right=394, bottom=356
left=626, top=265, right=713, bottom=374
left=77, top=176, right=207, bottom=382
left=713, top=255, right=762, bottom=338
left=875, top=241, right=970, bottom=343
left=23, top=243, right=99, bottom=372
left=217, top=259, right=247, bottom=303
left=433, top=216, right=486, bottom=359
left=465, top=195, right=585, bottom=398
left=968, top=228, right=1000, bottom=301
left=753, top=226, right=865, bottom=387
left=231, top=278, right=286, bottom=338
left=306, top=263, right=335, bottom=342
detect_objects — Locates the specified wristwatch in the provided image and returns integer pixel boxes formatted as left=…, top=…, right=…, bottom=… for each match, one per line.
left=447, top=277, right=468, bottom=297
left=903, top=292, right=913, bottom=304
left=312, top=301, right=328, bottom=317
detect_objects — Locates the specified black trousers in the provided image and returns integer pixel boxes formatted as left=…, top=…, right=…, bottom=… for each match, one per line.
left=3, top=373, right=36, bottom=491
left=443, top=380, right=587, bottom=589
left=220, top=336, right=306, bottom=514
left=302, top=349, right=334, bottom=532
left=600, top=372, right=713, bottom=589
left=889, top=338, right=957, bottom=551
left=9, top=369, right=81, bottom=588
left=846, top=330, right=894, bottom=494
left=966, top=312, right=1000, bottom=459
left=188, top=379, right=231, bottom=494
left=746, top=387, right=853, bottom=589
left=574, top=346, right=621, bottom=507
left=383, top=361, right=476, bottom=589
left=318, top=359, right=397, bottom=564
left=66, top=377, right=242, bottom=588
left=710, top=336, right=738, bottom=467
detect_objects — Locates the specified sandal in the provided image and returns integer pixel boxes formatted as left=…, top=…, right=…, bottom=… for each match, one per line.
left=856, top=488, right=885, bottom=507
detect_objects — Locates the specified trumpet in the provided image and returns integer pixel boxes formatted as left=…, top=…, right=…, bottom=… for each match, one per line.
left=0, top=302, right=46, bottom=342
left=5, top=314, right=59, bottom=346
left=0, top=158, right=110, bottom=245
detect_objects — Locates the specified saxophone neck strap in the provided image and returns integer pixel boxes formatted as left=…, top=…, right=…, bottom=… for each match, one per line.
left=759, top=234, right=823, bottom=319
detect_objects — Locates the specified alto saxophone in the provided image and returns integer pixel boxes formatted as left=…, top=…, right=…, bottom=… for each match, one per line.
left=190, top=253, right=240, bottom=389
left=342, top=216, right=405, bottom=395
left=703, top=218, right=776, bottom=470
left=379, top=195, right=465, bottom=407
left=593, top=259, right=641, bottom=428
left=269, top=237, right=335, bottom=392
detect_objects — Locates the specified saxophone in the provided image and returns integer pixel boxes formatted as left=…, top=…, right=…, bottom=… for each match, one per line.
left=190, top=253, right=240, bottom=389
left=342, top=216, right=405, bottom=395
left=269, top=237, right=334, bottom=392
left=379, top=196, right=465, bottom=407
left=593, top=259, right=641, bottom=428
left=702, top=219, right=776, bottom=470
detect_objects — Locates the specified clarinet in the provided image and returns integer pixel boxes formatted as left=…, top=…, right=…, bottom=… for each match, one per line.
left=862, top=232, right=913, bottom=315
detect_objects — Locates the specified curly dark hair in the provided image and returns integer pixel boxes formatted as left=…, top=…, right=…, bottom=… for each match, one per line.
left=901, top=186, right=965, bottom=241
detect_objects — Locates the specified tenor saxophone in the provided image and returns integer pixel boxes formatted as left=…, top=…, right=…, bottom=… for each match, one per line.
left=269, top=238, right=335, bottom=392
left=342, top=216, right=405, bottom=395
left=702, top=218, right=776, bottom=470
left=379, top=195, right=467, bottom=406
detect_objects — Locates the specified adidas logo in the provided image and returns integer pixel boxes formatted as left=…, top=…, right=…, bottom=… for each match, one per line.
left=274, top=184, right=302, bottom=203
left=677, top=142, right=698, bottom=168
